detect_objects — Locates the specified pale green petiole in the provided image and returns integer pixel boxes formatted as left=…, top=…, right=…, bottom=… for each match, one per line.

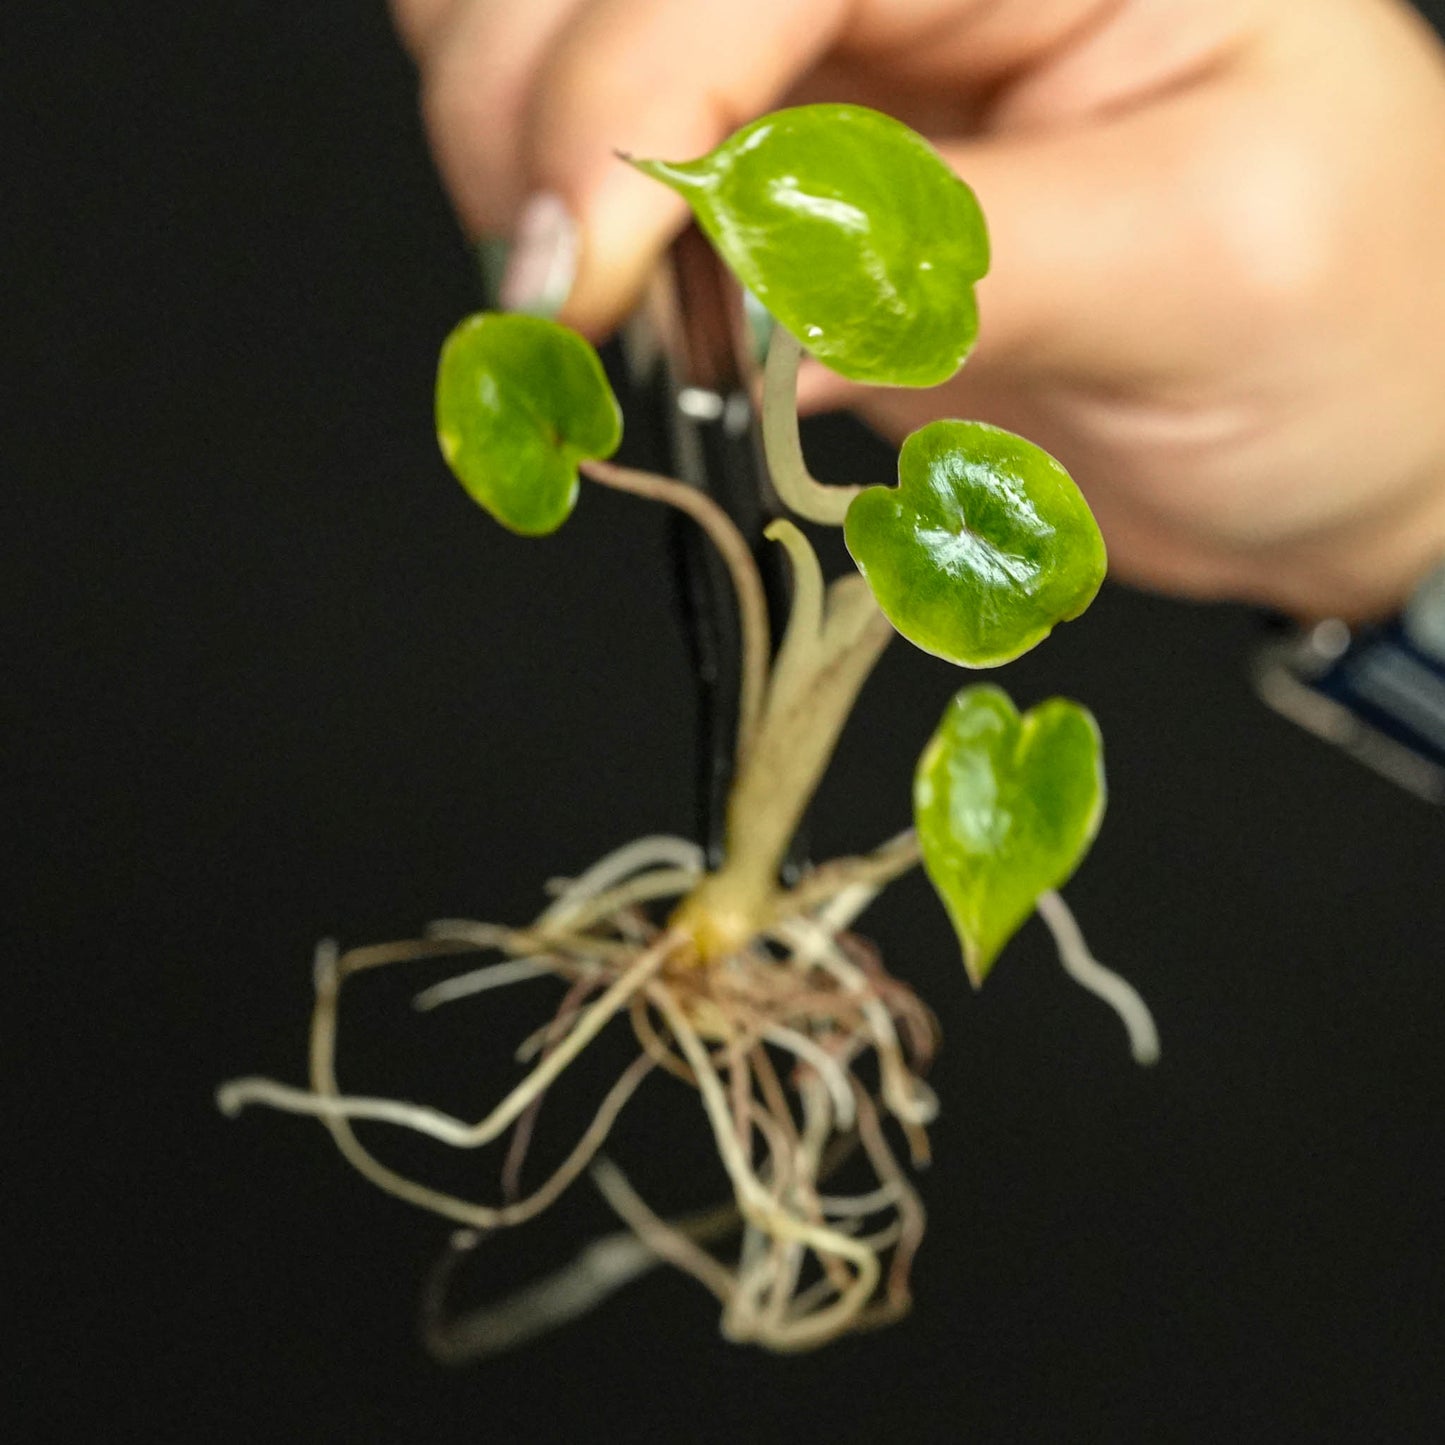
left=761, top=328, right=862, bottom=527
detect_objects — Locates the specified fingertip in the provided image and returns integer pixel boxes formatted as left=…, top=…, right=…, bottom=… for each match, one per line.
left=556, top=162, right=693, bottom=337
left=515, top=16, right=713, bottom=334
left=515, top=0, right=848, bottom=337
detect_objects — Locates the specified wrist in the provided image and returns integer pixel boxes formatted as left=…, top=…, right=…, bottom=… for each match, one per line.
left=1271, top=472, right=1445, bottom=625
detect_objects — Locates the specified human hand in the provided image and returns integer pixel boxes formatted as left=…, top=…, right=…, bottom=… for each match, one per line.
left=393, top=0, right=1445, bottom=618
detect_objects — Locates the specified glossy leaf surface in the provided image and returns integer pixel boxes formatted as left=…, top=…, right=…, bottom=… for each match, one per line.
left=632, top=105, right=988, bottom=387
left=435, top=313, right=621, bottom=536
left=845, top=420, right=1106, bottom=666
left=915, top=686, right=1105, bottom=986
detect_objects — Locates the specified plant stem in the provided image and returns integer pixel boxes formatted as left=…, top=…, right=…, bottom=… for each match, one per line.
left=581, top=458, right=770, bottom=764
left=761, top=328, right=863, bottom=527
left=673, top=538, right=895, bottom=956
left=725, top=580, right=891, bottom=898
left=591, top=393, right=895, bottom=960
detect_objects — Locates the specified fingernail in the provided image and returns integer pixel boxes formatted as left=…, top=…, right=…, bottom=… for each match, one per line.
left=499, top=192, right=577, bottom=317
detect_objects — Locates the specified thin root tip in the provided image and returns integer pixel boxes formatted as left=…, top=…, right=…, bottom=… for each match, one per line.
left=312, top=937, right=340, bottom=992
left=215, top=1082, right=246, bottom=1118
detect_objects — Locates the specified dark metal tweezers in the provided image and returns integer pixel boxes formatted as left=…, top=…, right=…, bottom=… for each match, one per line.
left=621, top=228, right=802, bottom=874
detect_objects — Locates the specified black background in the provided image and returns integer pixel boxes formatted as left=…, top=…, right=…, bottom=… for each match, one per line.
left=10, top=4, right=1445, bottom=1440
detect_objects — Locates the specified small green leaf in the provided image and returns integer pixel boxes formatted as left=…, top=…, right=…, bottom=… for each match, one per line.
left=435, top=313, right=621, bottom=536
left=631, top=104, right=988, bottom=387
left=844, top=420, right=1106, bottom=666
left=915, top=686, right=1105, bottom=986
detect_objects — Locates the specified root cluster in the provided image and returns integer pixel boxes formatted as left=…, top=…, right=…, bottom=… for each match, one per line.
left=218, top=833, right=940, bottom=1353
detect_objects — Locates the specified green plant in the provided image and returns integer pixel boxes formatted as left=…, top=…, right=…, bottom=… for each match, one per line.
left=219, top=103, right=1157, bottom=1354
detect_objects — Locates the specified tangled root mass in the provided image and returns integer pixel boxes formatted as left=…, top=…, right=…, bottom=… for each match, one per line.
left=218, top=833, right=945, bottom=1354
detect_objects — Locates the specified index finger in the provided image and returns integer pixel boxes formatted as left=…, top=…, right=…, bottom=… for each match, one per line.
left=514, top=0, right=852, bottom=333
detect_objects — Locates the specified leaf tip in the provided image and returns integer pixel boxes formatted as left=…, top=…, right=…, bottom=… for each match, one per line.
left=626, top=155, right=706, bottom=192
left=962, top=948, right=986, bottom=991
left=961, top=931, right=1005, bottom=990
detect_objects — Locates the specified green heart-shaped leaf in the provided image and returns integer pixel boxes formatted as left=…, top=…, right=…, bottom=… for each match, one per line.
left=631, top=104, right=988, bottom=387
left=915, top=686, right=1105, bottom=986
left=435, top=313, right=622, bottom=536
left=844, top=420, right=1106, bottom=666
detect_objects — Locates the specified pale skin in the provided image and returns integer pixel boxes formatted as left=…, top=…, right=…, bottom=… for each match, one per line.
left=392, top=0, right=1445, bottom=620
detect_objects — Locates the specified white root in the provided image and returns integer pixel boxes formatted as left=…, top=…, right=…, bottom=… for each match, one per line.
left=758, top=1023, right=856, bottom=1128
left=533, top=868, right=701, bottom=939
left=216, top=1076, right=476, bottom=1138
left=538, top=834, right=705, bottom=927
left=647, top=983, right=883, bottom=1351
left=513, top=1003, right=593, bottom=1064
left=814, top=882, right=882, bottom=937
left=222, top=832, right=940, bottom=1353
left=773, top=829, right=921, bottom=925
left=424, top=1228, right=664, bottom=1362
left=816, top=1180, right=903, bottom=1219
left=774, top=916, right=938, bottom=1126
left=1036, top=889, right=1161, bottom=1067
left=425, top=1173, right=743, bottom=1363
left=412, top=955, right=556, bottom=1012
left=591, top=1157, right=738, bottom=1304
left=220, top=934, right=677, bottom=1147
left=421, top=919, right=519, bottom=952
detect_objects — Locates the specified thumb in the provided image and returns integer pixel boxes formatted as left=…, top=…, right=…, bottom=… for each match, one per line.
left=932, top=93, right=1254, bottom=381
left=513, top=0, right=850, bottom=336
left=791, top=99, right=1248, bottom=434
left=795, top=96, right=1251, bottom=404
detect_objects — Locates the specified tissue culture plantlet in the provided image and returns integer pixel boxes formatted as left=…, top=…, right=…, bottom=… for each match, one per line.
left=220, top=104, right=1159, bottom=1354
